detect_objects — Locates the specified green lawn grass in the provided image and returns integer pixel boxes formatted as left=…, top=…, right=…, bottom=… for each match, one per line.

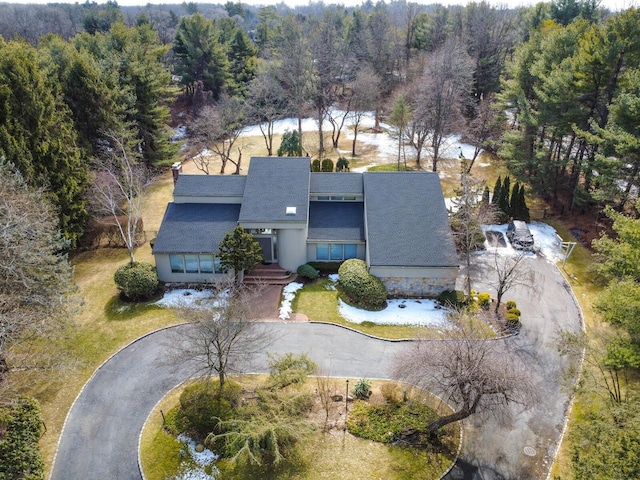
left=293, top=278, right=442, bottom=340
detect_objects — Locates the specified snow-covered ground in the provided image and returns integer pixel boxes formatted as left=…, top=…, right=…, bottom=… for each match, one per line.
left=241, top=110, right=478, bottom=167
left=338, top=298, right=450, bottom=327
left=481, top=222, right=564, bottom=263
left=171, top=434, right=219, bottom=480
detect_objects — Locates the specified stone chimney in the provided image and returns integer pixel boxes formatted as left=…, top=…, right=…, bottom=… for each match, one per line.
left=171, top=162, right=182, bottom=185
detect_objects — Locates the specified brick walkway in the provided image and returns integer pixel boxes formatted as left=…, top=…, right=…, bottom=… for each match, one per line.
left=250, top=284, right=309, bottom=322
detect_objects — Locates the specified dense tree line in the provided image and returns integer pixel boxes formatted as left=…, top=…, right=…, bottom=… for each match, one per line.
left=2, top=1, right=640, bottom=477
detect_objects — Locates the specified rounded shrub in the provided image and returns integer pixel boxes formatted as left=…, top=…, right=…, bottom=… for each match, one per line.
left=507, top=307, right=521, bottom=317
left=297, top=263, right=319, bottom=281
left=505, top=300, right=517, bottom=310
left=178, top=379, right=241, bottom=437
left=477, top=292, right=491, bottom=309
left=311, top=159, right=321, bottom=172
left=438, top=289, right=465, bottom=308
left=321, top=158, right=334, bottom=172
left=114, top=261, right=158, bottom=301
left=505, top=313, right=520, bottom=324
left=338, top=259, right=387, bottom=310
left=336, top=156, right=349, bottom=172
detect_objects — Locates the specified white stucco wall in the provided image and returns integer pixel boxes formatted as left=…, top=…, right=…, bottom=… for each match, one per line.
left=277, top=228, right=308, bottom=271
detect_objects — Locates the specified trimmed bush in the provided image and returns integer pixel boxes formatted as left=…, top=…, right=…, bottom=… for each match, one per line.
left=311, top=159, right=321, bottom=172
left=353, top=378, right=372, bottom=400
left=336, top=156, right=349, bottom=172
left=177, top=380, right=241, bottom=437
left=297, top=263, right=319, bottom=281
left=338, top=259, right=387, bottom=310
left=505, top=313, right=520, bottom=324
left=505, top=300, right=517, bottom=310
left=114, top=261, right=158, bottom=301
left=438, top=289, right=465, bottom=308
left=507, top=308, right=521, bottom=317
left=307, top=261, right=342, bottom=274
left=321, top=158, right=334, bottom=172
left=477, top=292, right=491, bottom=308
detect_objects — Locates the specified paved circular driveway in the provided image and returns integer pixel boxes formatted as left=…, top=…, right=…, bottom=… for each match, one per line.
left=50, top=255, right=581, bottom=480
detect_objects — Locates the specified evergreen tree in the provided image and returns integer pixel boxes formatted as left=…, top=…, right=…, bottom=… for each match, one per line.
left=227, top=29, right=258, bottom=98
left=0, top=39, right=88, bottom=245
left=173, top=13, right=230, bottom=98
left=492, top=176, right=502, bottom=206
left=499, top=175, right=511, bottom=219
left=218, top=226, right=264, bottom=284
left=519, top=184, right=531, bottom=222
left=510, top=181, right=521, bottom=219
left=277, top=130, right=303, bottom=157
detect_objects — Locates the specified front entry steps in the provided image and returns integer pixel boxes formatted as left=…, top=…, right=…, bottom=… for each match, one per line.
left=244, top=263, right=297, bottom=285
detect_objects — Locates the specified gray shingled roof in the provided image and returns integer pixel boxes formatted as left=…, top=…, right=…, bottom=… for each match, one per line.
left=239, top=157, right=310, bottom=223
left=308, top=202, right=365, bottom=241
left=152, top=203, right=240, bottom=253
left=363, top=172, right=458, bottom=267
left=310, top=173, right=363, bottom=195
left=173, top=175, right=246, bottom=197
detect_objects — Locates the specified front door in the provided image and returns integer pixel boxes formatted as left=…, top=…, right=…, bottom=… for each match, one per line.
left=257, top=237, right=273, bottom=263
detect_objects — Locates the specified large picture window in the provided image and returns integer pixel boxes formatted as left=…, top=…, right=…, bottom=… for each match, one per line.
left=315, top=243, right=358, bottom=261
left=169, top=254, right=224, bottom=274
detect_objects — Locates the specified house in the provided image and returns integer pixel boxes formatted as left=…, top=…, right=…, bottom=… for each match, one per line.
left=152, top=157, right=459, bottom=297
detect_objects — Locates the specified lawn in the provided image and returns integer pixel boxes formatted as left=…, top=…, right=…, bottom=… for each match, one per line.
left=293, top=278, right=445, bottom=340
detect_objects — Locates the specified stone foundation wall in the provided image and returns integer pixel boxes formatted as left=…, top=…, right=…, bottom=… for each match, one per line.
left=381, top=276, right=456, bottom=298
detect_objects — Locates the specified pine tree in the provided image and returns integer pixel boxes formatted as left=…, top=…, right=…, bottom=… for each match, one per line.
left=278, top=130, right=303, bottom=156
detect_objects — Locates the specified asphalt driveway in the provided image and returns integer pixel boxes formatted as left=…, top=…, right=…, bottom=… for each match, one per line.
left=49, top=255, right=581, bottom=480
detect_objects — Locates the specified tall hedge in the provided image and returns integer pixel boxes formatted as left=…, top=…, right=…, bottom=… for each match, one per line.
left=338, top=259, right=387, bottom=310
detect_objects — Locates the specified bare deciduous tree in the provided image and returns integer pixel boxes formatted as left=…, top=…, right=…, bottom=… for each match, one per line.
left=489, top=252, right=533, bottom=313
left=413, top=40, right=474, bottom=172
left=392, top=315, right=537, bottom=440
left=451, top=159, right=496, bottom=296
left=246, top=68, right=290, bottom=156
left=348, top=66, right=381, bottom=157
left=190, top=96, right=246, bottom=175
left=91, top=129, right=152, bottom=265
left=464, top=94, right=503, bottom=172
left=172, top=281, right=274, bottom=392
left=0, top=161, right=77, bottom=398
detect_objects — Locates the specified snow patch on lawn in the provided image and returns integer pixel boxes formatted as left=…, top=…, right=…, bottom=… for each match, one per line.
left=338, top=298, right=451, bottom=327
left=279, top=282, right=304, bottom=319
left=171, top=434, right=219, bottom=480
